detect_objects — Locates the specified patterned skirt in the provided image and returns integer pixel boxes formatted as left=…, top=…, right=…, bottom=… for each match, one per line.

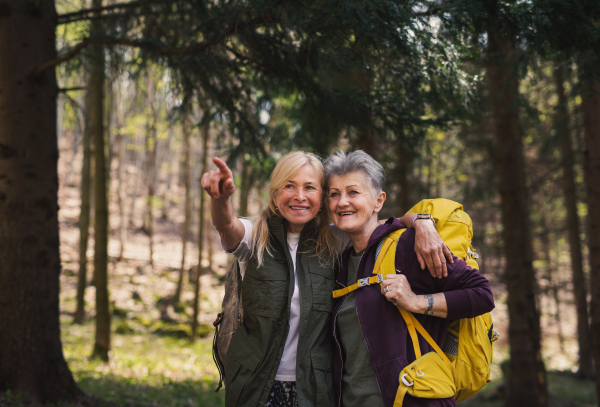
left=265, top=380, right=298, bottom=407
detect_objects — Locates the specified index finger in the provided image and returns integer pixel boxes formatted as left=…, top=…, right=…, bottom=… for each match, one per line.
left=212, top=157, right=233, bottom=179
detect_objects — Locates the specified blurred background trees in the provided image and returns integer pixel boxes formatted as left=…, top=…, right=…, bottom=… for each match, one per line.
left=1, top=0, right=600, bottom=405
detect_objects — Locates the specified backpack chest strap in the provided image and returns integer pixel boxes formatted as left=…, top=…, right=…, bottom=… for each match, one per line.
left=332, top=274, right=383, bottom=298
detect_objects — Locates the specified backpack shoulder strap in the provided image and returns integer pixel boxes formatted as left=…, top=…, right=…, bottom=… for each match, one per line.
left=332, top=228, right=404, bottom=299
left=374, top=227, right=452, bottom=367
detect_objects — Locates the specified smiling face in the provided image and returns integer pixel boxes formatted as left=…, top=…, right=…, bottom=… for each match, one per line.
left=328, top=171, right=386, bottom=235
left=274, top=164, right=323, bottom=233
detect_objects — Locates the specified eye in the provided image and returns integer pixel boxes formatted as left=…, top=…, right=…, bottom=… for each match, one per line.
left=348, top=190, right=359, bottom=196
left=329, top=192, right=339, bottom=198
left=306, top=185, right=316, bottom=190
left=284, top=184, right=294, bottom=189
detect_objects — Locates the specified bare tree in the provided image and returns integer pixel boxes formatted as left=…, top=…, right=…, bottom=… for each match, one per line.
left=74, top=74, right=93, bottom=324
left=554, top=64, right=594, bottom=378
left=485, top=18, right=547, bottom=407
left=191, top=110, right=210, bottom=342
left=90, top=0, right=111, bottom=361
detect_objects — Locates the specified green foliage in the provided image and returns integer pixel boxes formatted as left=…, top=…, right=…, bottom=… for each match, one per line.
left=61, top=317, right=224, bottom=407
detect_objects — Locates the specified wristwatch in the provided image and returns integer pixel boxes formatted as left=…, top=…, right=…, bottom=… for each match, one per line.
left=413, top=214, right=435, bottom=228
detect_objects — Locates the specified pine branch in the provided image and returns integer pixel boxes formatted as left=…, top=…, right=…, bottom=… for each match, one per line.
left=222, top=44, right=271, bottom=72
left=57, top=0, right=151, bottom=23
left=34, top=16, right=278, bottom=78
left=414, top=6, right=442, bottom=17
left=58, top=11, right=158, bottom=25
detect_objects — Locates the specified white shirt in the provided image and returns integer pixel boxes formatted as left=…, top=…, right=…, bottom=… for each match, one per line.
left=221, top=218, right=351, bottom=382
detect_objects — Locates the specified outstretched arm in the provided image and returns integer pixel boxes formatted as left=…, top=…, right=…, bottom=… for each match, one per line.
left=200, top=157, right=245, bottom=251
left=397, top=213, right=453, bottom=279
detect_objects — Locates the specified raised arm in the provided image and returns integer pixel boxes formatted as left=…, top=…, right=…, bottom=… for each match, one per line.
left=200, top=157, right=245, bottom=251
left=397, top=213, right=453, bottom=279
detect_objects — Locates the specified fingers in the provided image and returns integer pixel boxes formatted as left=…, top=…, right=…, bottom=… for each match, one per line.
left=201, top=158, right=236, bottom=200
left=431, top=250, right=445, bottom=279
left=381, top=275, right=412, bottom=306
left=201, top=172, right=217, bottom=198
left=416, top=251, right=426, bottom=270
left=424, top=253, right=436, bottom=278
left=443, top=244, right=454, bottom=264
left=212, top=157, right=233, bottom=178
left=210, top=170, right=222, bottom=198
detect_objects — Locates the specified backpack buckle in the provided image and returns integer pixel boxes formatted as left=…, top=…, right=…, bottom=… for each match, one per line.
left=358, top=278, right=369, bottom=287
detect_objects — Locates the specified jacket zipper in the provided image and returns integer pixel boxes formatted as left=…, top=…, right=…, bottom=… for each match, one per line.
left=332, top=282, right=346, bottom=407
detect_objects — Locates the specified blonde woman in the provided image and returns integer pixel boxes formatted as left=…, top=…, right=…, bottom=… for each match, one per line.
left=202, top=151, right=450, bottom=407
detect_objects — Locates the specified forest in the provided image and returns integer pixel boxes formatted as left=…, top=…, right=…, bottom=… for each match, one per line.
left=1, top=0, right=600, bottom=406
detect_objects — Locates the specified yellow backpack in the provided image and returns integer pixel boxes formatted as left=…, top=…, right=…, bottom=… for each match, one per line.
left=332, top=199, right=498, bottom=405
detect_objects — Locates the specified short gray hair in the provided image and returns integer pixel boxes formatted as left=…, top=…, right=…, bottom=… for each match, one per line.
left=324, top=150, right=386, bottom=196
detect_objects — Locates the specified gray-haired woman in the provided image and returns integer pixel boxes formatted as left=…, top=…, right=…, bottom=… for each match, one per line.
left=325, top=150, right=494, bottom=407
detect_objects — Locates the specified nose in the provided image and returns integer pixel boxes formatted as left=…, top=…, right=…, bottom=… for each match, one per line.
left=295, top=187, right=306, bottom=201
left=338, top=193, right=349, bottom=207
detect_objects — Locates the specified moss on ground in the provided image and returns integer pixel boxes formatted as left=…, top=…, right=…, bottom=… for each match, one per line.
left=60, top=317, right=224, bottom=407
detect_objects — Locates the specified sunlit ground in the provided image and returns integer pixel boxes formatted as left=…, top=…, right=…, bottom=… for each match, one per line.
left=61, top=317, right=224, bottom=407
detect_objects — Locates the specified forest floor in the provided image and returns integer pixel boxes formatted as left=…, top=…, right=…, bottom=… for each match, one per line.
left=49, top=136, right=597, bottom=407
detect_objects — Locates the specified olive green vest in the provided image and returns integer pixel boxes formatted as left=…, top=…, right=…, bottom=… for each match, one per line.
left=225, top=217, right=336, bottom=407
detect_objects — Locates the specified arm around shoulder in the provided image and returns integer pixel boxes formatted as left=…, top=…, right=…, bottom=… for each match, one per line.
left=441, top=258, right=495, bottom=320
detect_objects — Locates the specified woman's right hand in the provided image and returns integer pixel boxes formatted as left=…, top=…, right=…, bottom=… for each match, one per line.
left=201, top=157, right=236, bottom=200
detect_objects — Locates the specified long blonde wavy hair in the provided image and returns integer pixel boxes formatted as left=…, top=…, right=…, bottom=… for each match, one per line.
left=251, top=151, right=337, bottom=267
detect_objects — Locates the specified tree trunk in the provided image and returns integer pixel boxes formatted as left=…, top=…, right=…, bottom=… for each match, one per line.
left=485, top=24, right=547, bottom=407
left=174, top=89, right=192, bottom=303
left=555, top=64, right=594, bottom=378
left=144, top=78, right=157, bottom=268
left=90, top=0, right=111, bottom=362
left=128, top=132, right=142, bottom=229
left=0, top=0, right=83, bottom=402
left=191, top=116, right=209, bottom=342
left=74, top=80, right=93, bottom=324
left=582, top=76, right=600, bottom=395
left=396, top=133, right=411, bottom=214
left=116, top=77, right=127, bottom=261
left=239, top=158, right=254, bottom=217
left=539, top=213, right=564, bottom=353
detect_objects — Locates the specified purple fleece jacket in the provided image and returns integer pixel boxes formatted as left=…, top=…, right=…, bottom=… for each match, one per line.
left=332, top=217, right=495, bottom=407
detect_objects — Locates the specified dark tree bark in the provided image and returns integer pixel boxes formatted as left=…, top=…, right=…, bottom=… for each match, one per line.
left=539, top=213, right=564, bottom=353
left=582, top=76, right=600, bottom=394
left=395, top=133, right=411, bottom=214
left=90, top=0, right=111, bottom=361
left=74, top=79, right=93, bottom=324
left=191, top=115, right=209, bottom=342
left=239, top=158, right=254, bottom=217
left=485, top=21, right=548, bottom=407
left=174, top=89, right=192, bottom=303
left=554, top=64, right=594, bottom=378
left=0, top=0, right=83, bottom=402
left=144, top=78, right=157, bottom=268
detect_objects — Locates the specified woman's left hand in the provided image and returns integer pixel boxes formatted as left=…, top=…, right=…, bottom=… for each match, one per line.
left=381, top=274, right=418, bottom=311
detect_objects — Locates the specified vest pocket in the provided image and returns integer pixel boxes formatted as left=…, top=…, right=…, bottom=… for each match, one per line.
left=244, top=258, right=288, bottom=318
left=311, top=349, right=334, bottom=407
left=225, top=334, right=262, bottom=407
left=309, top=266, right=335, bottom=312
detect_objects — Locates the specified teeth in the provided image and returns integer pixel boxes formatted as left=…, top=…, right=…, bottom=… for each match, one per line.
left=340, top=212, right=354, bottom=216
left=290, top=206, right=307, bottom=210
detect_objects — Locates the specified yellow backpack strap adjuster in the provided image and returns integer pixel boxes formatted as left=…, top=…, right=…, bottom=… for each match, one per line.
left=332, top=274, right=384, bottom=298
